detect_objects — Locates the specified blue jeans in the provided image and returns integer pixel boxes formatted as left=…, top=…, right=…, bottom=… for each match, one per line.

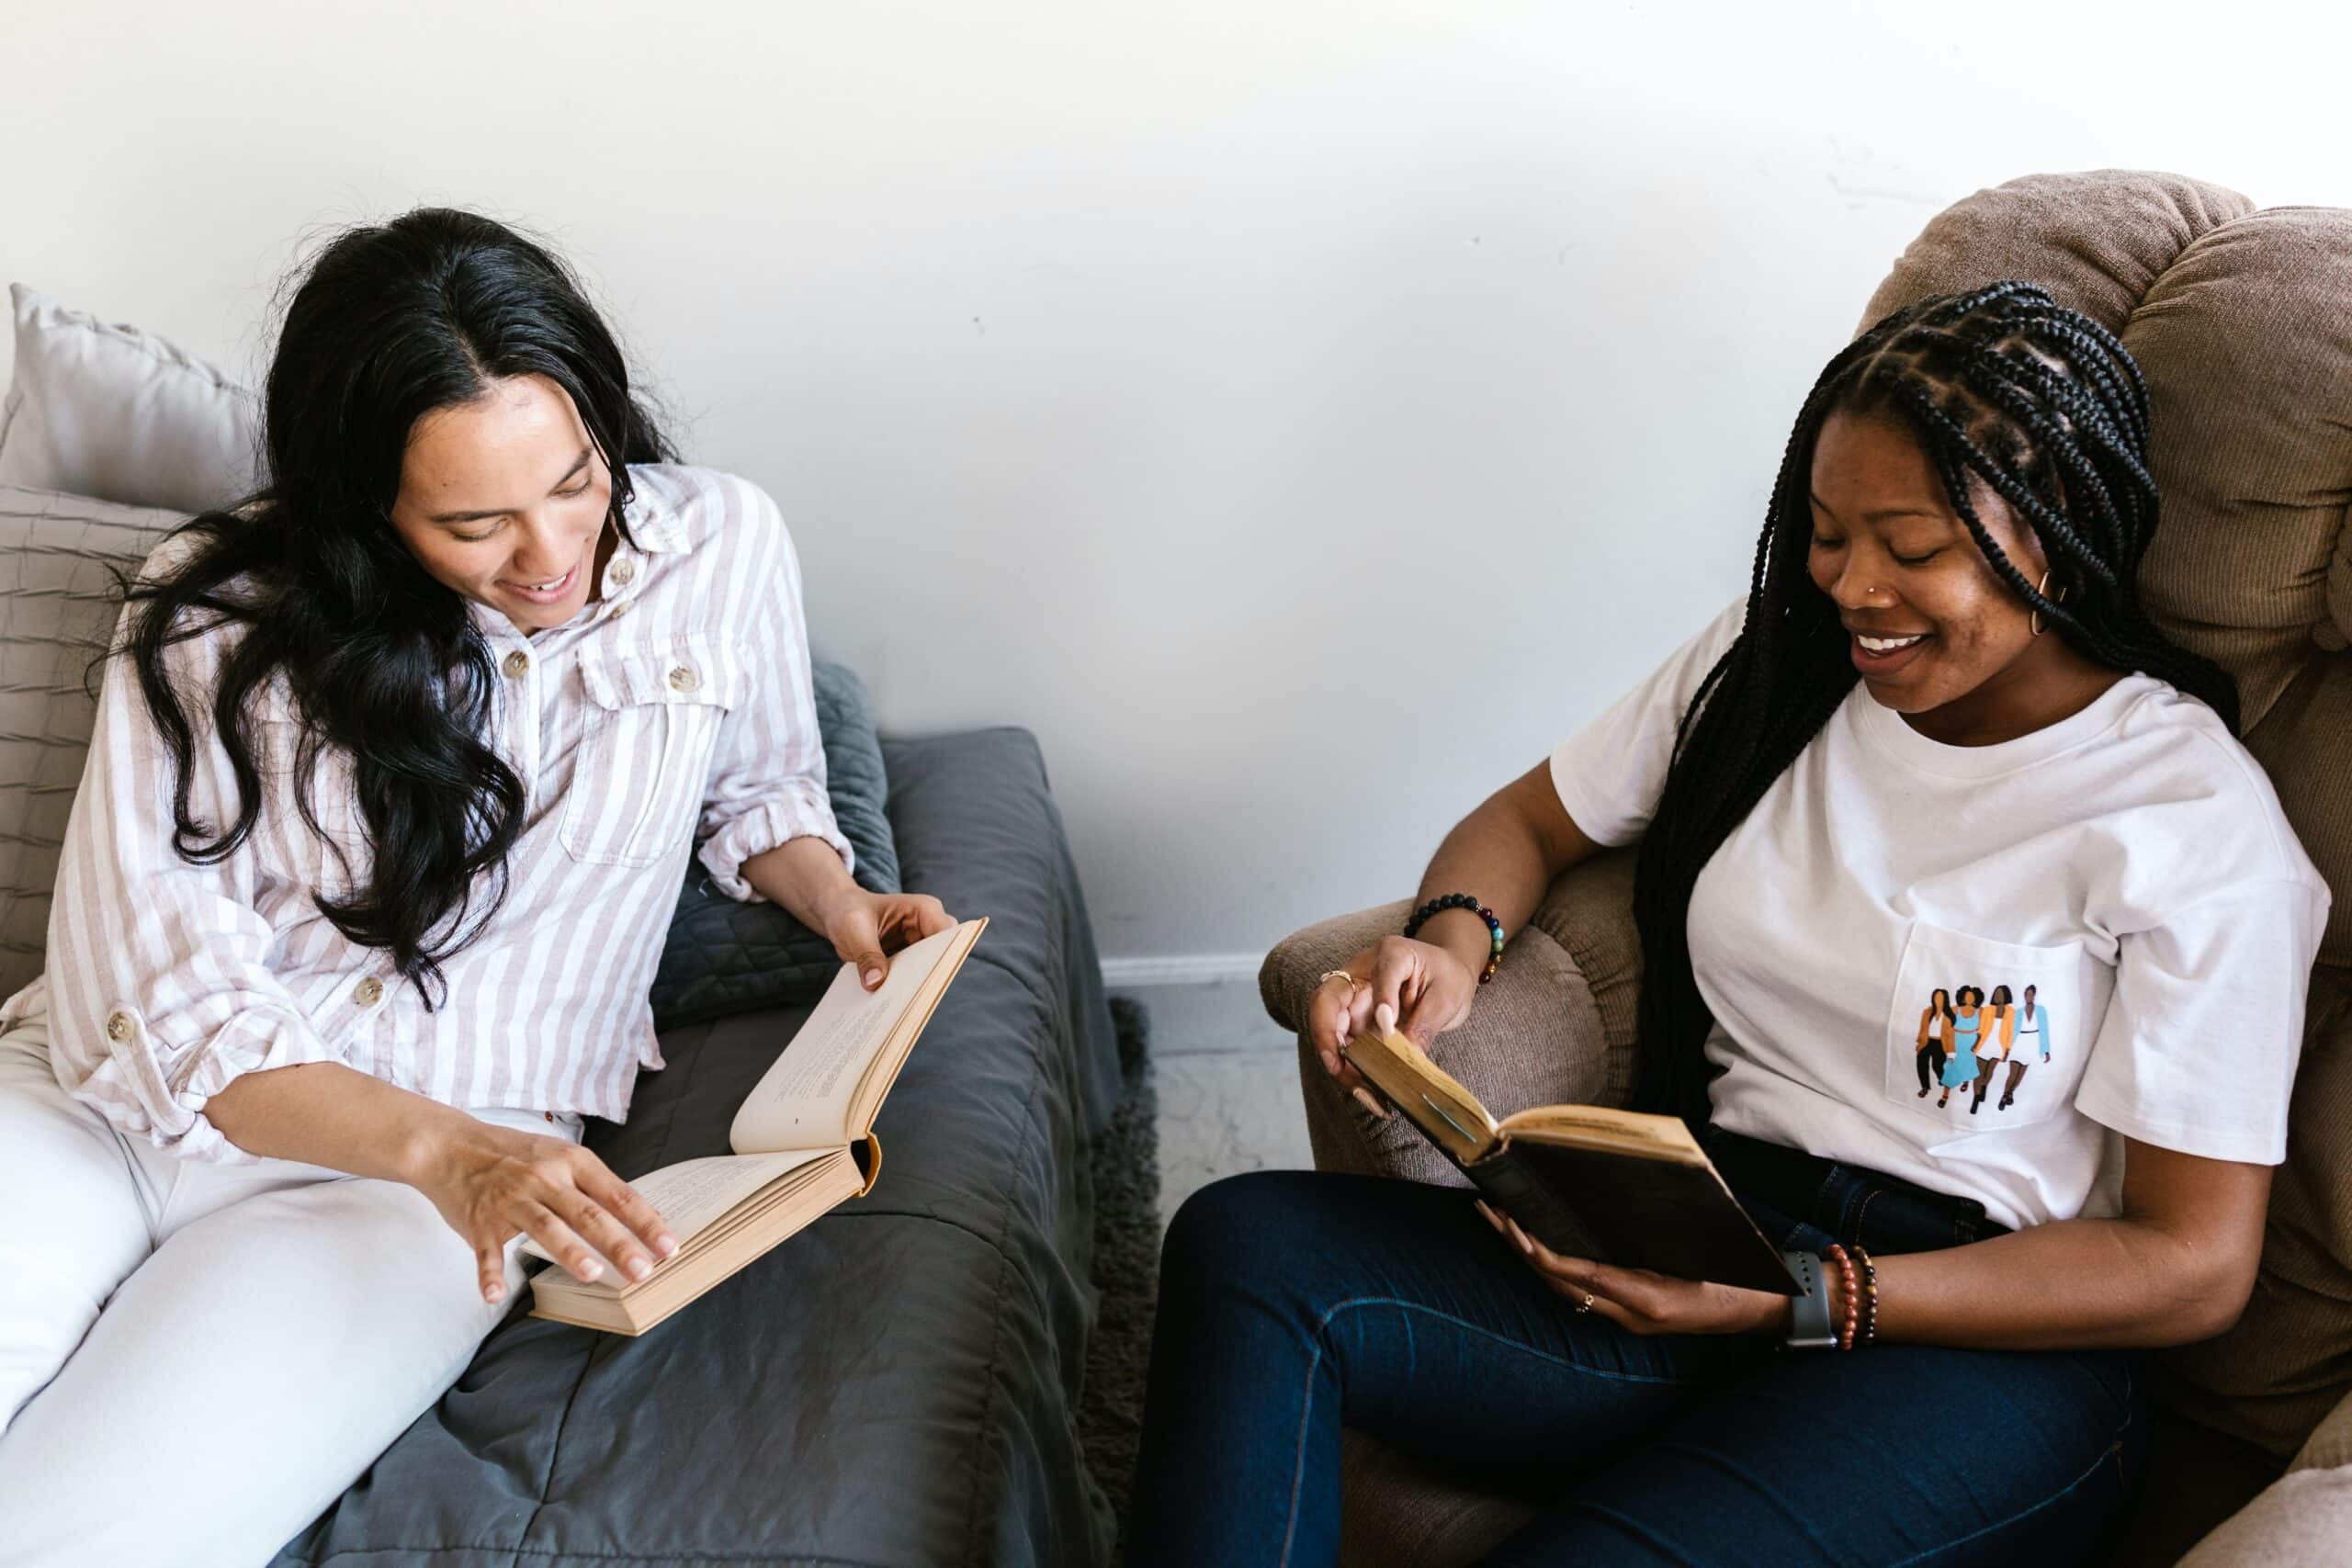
left=1125, top=1134, right=2144, bottom=1566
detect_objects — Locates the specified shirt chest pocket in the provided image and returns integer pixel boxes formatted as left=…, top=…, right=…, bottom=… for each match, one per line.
left=1883, top=920, right=2110, bottom=1133
left=561, top=636, right=749, bottom=869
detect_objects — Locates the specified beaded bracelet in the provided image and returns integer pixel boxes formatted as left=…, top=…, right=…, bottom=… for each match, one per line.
left=1825, top=1243, right=1861, bottom=1351
left=1852, top=1244, right=1879, bottom=1347
left=1403, top=893, right=1505, bottom=984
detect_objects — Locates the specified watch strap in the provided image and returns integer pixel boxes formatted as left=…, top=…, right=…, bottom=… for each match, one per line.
left=1782, top=1249, right=1836, bottom=1349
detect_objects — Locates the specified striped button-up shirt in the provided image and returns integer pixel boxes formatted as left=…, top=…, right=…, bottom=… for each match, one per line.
left=28, top=464, right=848, bottom=1162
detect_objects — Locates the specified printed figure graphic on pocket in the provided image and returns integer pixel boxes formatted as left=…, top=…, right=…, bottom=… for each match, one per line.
left=1996, top=984, right=2056, bottom=1111
left=1914, top=987, right=1955, bottom=1098
left=1937, top=985, right=1988, bottom=1109
left=1968, top=986, right=2018, bottom=1114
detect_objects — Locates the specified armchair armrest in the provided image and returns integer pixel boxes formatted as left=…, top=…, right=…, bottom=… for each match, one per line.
left=1258, top=850, right=1645, bottom=1190
left=2177, top=1389, right=2352, bottom=1567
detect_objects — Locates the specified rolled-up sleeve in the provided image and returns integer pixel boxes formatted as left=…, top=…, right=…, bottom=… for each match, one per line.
left=694, top=482, right=852, bottom=903
left=42, top=605, right=344, bottom=1164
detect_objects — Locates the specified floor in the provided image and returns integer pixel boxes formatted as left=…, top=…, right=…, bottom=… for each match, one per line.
left=1111, top=977, right=1316, bottom=1224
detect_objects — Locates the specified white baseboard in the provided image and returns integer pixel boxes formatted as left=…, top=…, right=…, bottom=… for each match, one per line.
left=1101, top=952, right=1266, bottom=988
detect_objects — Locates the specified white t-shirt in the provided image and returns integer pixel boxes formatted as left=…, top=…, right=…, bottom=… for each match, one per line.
left=1550, top=597, right=2330, bottom=1232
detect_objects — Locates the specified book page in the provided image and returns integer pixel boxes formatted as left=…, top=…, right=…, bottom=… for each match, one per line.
left=522, top=1149, right=826, bottom=1272
left=1502, top=1105, right=1707, bottom=1163
left=729, top=920, right=979, bottom=1154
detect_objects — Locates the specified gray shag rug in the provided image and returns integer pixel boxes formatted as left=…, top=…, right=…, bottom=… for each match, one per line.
left=1077, top=996, right=1162, bottom=1556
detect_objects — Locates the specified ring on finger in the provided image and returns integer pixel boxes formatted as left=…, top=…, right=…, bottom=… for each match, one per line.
left=1317, top=969, right=1358, bottom=989
left=1574, top=1291, right=1596, bottom=1314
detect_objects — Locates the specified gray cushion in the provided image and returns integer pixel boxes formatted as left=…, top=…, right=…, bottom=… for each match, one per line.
left=0, top=484, right=179, bottom=999
left=648, top=660, right=901, bottom=1032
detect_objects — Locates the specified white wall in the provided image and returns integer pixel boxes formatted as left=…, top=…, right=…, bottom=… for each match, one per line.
left=6, top=1, right=2346, bottom=974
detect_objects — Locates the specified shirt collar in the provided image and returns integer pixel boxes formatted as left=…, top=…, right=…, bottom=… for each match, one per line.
left=617, top=469, right=689, bottom=555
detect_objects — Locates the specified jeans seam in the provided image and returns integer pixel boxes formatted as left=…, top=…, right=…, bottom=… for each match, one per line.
left=1849, top=1186, right=1883, bottom=1245
left=1884, top=1373, right=2137, bottom=1567
left=1274, top=1294, right=1716, bottom=1567
left=1808, top=1168, right=1842, bottom=1234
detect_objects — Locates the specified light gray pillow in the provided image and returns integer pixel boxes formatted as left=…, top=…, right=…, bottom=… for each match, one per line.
left=0, top=284, right=263, bottom=514
left=0, top=484, right=179, bottom=999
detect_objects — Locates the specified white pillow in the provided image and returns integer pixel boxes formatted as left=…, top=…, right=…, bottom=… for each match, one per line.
left=0, top=283, right=262, bottom=516
left=0, top=483, right=181, bottom=998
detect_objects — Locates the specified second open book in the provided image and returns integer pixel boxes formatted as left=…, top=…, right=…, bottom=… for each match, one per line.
left=1341, top=1025, right=1800, bottom=1295
left=526, top=918, right=988, bottom=1334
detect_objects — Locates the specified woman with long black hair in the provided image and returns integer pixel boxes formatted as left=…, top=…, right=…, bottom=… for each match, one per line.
left=1125, top=285, right=2329, bottom=1563
left=0, top=209, right=949, bottom=1566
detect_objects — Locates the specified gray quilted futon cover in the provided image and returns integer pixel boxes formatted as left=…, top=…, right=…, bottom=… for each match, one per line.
left=270, top=727, right=1127, bottom=1567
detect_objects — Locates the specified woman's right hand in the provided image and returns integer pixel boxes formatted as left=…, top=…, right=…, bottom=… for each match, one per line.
left=409, top=1117, right=679, bottom=1303
left=1306, top=935, right=1480, bottom=1100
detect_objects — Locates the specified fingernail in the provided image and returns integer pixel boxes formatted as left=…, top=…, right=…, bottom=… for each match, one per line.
left=578, top=1259, right=603, bottom=1280
left=1508, top=1219, right=1533, bottom=1254
left=864, top=968, right=883, bottom=987
left=486, top=1283, right=506, bottom=1303
left=1375, top=1002, right=1396, bottom=1034
left=1318, top=1051, right=1338, bottom=1076
left=1351, top=1087, right=1390, bottom=1120
left=628, top=1259, right=651, bottom=1281
left=657, top=1234, right=679, bottom=1257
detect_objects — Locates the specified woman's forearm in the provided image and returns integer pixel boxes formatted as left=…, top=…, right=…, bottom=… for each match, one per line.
left=1411, top=764, right=1598, bottom=976
left=204, top=1059, right=475, bottom=1183
left=1863, top=1215, right=2250, bottom=1350
left=740, top=834, right=861, bottom=931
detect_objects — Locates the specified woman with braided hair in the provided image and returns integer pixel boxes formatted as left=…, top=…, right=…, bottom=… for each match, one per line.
left=1125, top=284, right=2328, bottom=1564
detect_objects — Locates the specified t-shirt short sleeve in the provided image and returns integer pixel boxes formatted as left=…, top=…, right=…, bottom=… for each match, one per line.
left=1549, top=594, right=1749, bottom=847
left=2072, top=876, right=2329, bottom=1165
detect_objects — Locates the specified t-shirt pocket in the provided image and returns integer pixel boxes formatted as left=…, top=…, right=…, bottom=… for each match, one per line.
left=1883, top=920, right=2099, bottom=1133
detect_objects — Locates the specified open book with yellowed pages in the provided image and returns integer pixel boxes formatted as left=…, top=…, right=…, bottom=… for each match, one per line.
left=1340, top=1025, right=1799, bottom=1294
left=526, top=917, right=988, bottom=1334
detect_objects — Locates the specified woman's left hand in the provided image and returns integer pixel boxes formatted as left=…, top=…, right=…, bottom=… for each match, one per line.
left=820, top=888, right=956, bottom=990
left=1475, top=1201, right=1790, bottom=1337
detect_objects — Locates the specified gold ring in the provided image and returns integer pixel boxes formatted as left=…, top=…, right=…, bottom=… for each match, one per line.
left=1575, top=1292, right=1596, bottom=1314
left=1317, top=970, right=1358, bottom=989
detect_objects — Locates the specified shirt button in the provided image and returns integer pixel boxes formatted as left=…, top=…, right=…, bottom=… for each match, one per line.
left=503, top=649, right=530, bottom=678
left=609, top=558, right=636, bottom=586
left=106, top=1010, right=134, bottom=1042
left=608, top=600, right=631, bottom=619
left=355, top=976, right=384, bottom=1006
left=668, top=665, right=699, bottom=694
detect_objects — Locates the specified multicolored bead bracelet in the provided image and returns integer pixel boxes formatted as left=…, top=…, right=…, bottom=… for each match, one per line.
left=1403, top=893, right=1506, bottom=985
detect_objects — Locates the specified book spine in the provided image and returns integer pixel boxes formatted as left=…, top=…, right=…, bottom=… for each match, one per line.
left=1463, top=1146, right=1604, bottom=1260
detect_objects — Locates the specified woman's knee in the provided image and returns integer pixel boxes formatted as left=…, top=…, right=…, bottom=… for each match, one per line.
left=1158, top=1169, right=1388, bottom=1325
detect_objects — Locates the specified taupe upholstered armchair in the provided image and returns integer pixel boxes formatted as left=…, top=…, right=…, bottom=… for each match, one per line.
left=1261, top=171, right=2352, bottom=1568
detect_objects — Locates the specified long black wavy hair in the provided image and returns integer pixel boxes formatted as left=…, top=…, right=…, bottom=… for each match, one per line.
left=1627, top=282, right=2236, bottom=1126
left=120, top=208, right=676, bottom=1005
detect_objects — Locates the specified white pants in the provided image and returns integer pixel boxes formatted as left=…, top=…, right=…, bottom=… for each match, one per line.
left=0, top=1009, right=581, bottom=1568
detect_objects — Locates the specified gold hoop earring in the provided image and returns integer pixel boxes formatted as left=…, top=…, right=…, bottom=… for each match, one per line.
left=2030, top=570, right=2067, bottom=637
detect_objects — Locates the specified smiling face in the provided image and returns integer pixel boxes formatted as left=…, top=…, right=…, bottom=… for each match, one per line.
left=1805, top=407, right=2114, bottom=742
left=386, top=373, right=614, bottom=633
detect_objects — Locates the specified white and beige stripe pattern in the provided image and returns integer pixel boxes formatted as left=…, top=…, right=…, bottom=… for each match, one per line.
left=16, top=463, right=848, bottom=1162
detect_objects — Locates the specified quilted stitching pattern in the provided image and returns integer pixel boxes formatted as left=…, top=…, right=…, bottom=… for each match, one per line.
left=0, top=485, right=178, bottom=998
